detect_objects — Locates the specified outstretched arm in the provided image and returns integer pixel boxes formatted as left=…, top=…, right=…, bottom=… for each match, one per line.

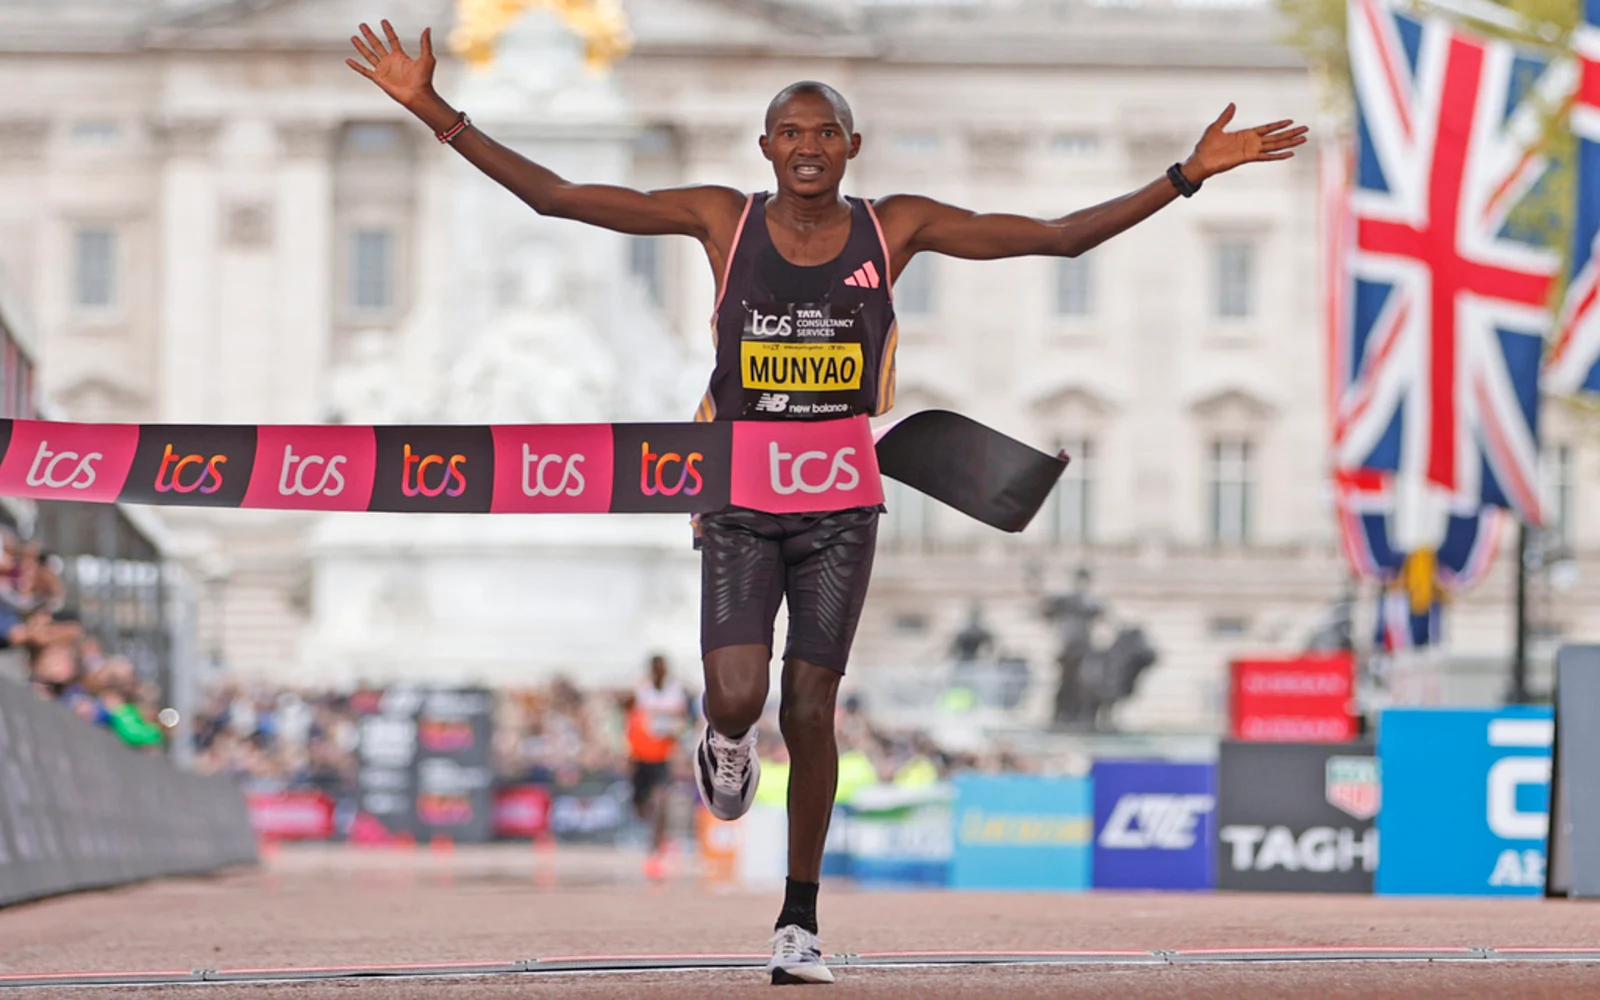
left=346, top=21, right=743, bottom=241
left=875, top=105, right=1307, bottom=266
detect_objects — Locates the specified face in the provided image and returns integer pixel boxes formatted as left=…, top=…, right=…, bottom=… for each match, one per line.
left=650, top=657, right=668, bottom=686
left=760, top=91, right=860, bottom=196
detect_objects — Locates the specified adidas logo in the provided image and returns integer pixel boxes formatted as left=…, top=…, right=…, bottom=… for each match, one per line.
left=842, top=260, right=881, bottom=289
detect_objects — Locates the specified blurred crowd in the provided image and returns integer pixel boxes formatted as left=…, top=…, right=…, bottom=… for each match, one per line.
left=192, top=676, right=647, bottom=794
left=189, top=669, right=1023, bottom=798
left=193, top=685, right=363, bottom=793
left=1, top=529, right=167, bottom=750
left=494, top=677, right=635, bottom=788
left=0, top=533, right=1035, bottom=795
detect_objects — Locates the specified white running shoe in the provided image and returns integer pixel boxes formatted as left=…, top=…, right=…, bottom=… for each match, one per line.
left=767, top=924, right=835, bottom=985
left=694, top=726, right=761, bottom=821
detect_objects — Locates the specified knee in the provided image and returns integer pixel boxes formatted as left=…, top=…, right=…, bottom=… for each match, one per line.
left=779, top=696, right=835, bottom=745
left=703, top=654, right=768, bottom=734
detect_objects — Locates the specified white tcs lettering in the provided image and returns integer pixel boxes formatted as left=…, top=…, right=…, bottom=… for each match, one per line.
left=520, top=445, right=586, bottom=498
left=278, top=446, right=348, bottom=497
left=769, top=443, right=860, bottom=495
left=25, top=441, right=101, bottom=490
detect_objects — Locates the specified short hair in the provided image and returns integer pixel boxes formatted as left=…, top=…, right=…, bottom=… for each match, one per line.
left=765, top=81, right=855, bottom=135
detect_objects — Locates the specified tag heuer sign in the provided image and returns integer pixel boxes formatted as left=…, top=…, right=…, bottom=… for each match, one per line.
left=1325, top=756, right=1381, bottom=821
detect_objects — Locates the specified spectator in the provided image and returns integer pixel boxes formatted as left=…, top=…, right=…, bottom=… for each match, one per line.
left=96, top=656, right=164, bottom=748
left=27, top=634, right=80, bottom=699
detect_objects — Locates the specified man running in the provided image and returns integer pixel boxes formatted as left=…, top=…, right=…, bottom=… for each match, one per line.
left=347, top=20, right=1305, bottom=984
left=625, top=654, right=689, bottom=877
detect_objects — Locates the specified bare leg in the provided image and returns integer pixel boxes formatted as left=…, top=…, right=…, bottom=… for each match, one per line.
left=779, top=657, right=841, bottom=882
left=649, top=784, right=669, bottom=852
left=702, top=643, right=771, bottom=736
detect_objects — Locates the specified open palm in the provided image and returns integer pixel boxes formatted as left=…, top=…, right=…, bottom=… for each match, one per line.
left=1189, top=104, right=1309, bottom=180
left=347, top=20, right=437, bottom=109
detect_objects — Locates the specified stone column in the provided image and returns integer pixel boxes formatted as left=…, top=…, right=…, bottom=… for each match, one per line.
left=676, top=123, right=746, bottom=344
left=273, top=119, right=338, bottom=422
left=1125, top=125, right=1193, bottom=546
left=0, top=120, right=52, bottom=374
left=152, top=116, right=222, bottom=421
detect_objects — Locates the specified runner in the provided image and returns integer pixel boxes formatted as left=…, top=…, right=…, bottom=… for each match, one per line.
left=347, top=20, right=1306, bottom=984
left=625, top=654, right=689, bottom=878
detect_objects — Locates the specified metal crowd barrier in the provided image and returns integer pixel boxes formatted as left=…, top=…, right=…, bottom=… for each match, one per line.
left=0, top=677, right=257, bottom=907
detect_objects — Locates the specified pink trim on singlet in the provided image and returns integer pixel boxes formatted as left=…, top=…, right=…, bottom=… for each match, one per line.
left=710, top=194, right=757, bottom=330
left=863, top=198, right=895, bottom=306
left=698, top=194, right=756, bottom=423
left=863, top=198, right=899, bottom=414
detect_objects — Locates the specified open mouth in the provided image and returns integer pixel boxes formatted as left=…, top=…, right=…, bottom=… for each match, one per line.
left=793, top=163, right=825, bottom=180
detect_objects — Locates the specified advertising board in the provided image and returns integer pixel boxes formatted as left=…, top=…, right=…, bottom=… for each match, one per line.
left=1378, top=707, right=1551, bottom=895
left=1216, top=741, right=1378, bottom=893
left=950, top=775, right=1091, bottom=891
left=1092, top=760, right=1215, bottom=890
left=246, top=792, right=335, bottom=841
left=1229, top=653, right=1357, bottom=741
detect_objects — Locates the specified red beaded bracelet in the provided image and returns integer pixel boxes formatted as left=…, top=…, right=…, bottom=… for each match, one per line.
left=436, top=112, right=472, bottom=145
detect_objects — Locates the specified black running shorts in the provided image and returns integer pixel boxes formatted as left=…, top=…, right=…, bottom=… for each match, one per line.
left=631, top=759, right=670, bottom=810
left=698, top=505, right=879, bottom=673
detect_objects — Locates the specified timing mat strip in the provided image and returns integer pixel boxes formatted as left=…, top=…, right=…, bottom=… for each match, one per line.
left=2, top=947, right=1599, bottom=988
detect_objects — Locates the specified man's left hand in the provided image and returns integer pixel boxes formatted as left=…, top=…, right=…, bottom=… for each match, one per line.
left=1184, top=104, right=1309, bottom=183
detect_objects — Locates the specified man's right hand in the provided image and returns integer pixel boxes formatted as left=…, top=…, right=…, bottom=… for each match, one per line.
left=346, top=20, right=437, bottom=112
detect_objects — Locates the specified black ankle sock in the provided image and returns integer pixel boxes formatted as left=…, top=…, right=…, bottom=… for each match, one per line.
left=775, top=877, right=819, bottom=934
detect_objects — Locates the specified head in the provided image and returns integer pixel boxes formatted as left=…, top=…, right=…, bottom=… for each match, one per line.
left=648, top=654, right=668, bottom=688
left=760, top=82, right=860, bottom=196
left=28, top=639, right=78, bottom=687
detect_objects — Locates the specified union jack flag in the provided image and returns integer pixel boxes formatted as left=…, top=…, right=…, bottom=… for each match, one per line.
left=1545, top=0, right=1600, bottom=395
left=1334, top=467, right=1502, bottom=586
left=1375, top=586, right=1442, bottom=652
left=1334, top=0, right=1569, bottom=547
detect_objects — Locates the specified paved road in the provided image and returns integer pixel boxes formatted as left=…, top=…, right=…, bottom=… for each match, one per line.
left=1, top=845, right=1597, bottom=997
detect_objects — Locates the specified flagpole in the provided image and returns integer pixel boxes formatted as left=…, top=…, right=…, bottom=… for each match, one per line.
left=1510, top=521, right=1531, bottom=704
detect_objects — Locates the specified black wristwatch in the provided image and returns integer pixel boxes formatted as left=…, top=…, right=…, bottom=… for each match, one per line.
left=1167, top=162, right=1202, bottom=198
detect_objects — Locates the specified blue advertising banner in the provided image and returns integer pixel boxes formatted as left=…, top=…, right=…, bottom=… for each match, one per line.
left=1092, top=760, right=1216, bottom=890
left=950, top=775, right=1092, bottom=891
left=847, top=785, right=954, bottom=887
left=1378, top=707, right=1553, bottom=896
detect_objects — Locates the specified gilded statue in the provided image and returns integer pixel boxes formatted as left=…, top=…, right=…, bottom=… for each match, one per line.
left=451, top=0, right=632, bottom=71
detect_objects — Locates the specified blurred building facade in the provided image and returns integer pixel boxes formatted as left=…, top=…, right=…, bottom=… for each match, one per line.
left=0, top=0, right=1595, bottom=726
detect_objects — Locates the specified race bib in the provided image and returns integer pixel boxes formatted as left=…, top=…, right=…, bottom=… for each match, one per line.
left=739, top=302, right=870, bottom=419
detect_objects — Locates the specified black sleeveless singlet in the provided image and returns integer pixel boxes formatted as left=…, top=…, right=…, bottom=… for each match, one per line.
left=697, top=193, right=899, bottom=422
